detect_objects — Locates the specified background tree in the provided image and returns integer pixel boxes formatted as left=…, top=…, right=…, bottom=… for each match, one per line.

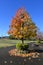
left=8, top=8, right=37, bottom=43
left=36, top=31, right=43, bottom=41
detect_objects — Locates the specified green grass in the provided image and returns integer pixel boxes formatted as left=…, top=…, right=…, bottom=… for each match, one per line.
left=0, top=39, right=23, bottom=48
left=0, top=39, right=43, bottom=48
left=0, top=39, right=31, bottom=48
left=0, top=43, right=15, bottom=48
left=0, top=39, right=15, bottom=48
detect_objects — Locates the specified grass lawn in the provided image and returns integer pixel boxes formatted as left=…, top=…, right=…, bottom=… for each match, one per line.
left=0, top=43, right=15, bottom=48
left=0, top=38, right=43, bottom=48
left=0, top=39, right=31, bottom=48
left=0, top=39, right=23, bottom=48
left=0, top=39, right=15, bottom=48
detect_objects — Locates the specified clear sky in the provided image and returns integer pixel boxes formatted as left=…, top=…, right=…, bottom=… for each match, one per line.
left=0, top=0, right=43, bottom=36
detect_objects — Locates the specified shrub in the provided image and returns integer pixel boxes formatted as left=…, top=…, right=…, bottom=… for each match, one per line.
left=23, top=43, right=29, bottom=50
left=16, top=43, right=23, bottom=50
left=16, top=43, right=29, bottom=51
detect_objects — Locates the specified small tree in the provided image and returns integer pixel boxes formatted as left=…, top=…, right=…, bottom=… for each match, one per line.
left=8, top=8, right=37, bottom=43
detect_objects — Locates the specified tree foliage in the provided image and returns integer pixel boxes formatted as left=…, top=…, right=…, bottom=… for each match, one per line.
left=8, top=8, right=37, bottom=42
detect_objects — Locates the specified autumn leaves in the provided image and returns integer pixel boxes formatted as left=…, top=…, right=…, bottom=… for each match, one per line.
left=8, top=8, right=37, bottom=40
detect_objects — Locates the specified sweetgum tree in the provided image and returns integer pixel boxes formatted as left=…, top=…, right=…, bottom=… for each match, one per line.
left=8, top=8, right=37, bottom=43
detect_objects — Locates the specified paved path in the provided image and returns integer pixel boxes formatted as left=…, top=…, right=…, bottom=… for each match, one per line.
left=0, top=46, right=43, bottom=65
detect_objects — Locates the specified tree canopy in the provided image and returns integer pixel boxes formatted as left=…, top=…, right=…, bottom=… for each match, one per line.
left=8, top=8, right=37, bottom=41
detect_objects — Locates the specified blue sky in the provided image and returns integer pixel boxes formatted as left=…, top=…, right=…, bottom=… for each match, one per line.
left=0, top=0, right=43, bottom=36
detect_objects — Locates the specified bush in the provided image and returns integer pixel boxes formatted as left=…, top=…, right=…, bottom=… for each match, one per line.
left=16, top=43, right=29, bottom=51
left=16, top=43, right=23, bottom=50
left=23, top=43, right=29, bottom=50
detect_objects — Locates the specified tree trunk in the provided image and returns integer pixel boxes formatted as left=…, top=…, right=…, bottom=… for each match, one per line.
left=22, top=38, right=24, bottom=44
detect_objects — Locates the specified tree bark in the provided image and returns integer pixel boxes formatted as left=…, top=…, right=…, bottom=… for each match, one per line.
left=22, top=38, right=24, bottom=44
